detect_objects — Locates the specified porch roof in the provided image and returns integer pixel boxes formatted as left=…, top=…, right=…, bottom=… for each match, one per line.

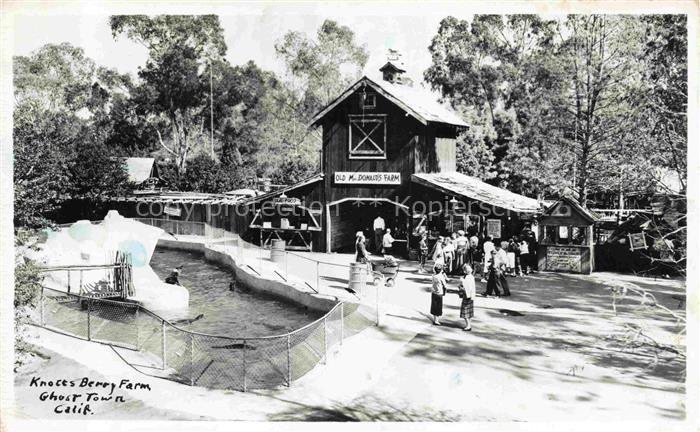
left=411, top=172, right=543, bottom=214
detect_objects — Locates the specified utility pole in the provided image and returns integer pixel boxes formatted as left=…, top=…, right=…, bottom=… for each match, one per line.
left=210, top=59, right=214, bottom=158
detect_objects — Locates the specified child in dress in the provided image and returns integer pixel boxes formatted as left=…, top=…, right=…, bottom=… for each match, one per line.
left=459, top=264, right=476, bottom=331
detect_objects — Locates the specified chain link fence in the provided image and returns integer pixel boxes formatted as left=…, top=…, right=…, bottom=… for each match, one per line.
left=35, top=218, right=381, bottom=391
left=35, top=287, right=361, bottom=392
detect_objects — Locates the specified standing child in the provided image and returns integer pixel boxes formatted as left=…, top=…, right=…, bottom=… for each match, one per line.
left=419, top=233, right=429, bottom=273
left=459, top=264, right=476, bottom=331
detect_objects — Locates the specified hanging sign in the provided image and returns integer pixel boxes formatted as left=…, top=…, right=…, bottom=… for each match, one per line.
left=163, top=204, right=181, bottom=217
left=486, top=219, right=502, bottom=239
left=272, top=196, right=301, bottom=206
left=334, top=172, right=401, bottom=185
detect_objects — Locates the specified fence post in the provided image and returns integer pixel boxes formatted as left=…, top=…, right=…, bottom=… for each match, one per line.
left=79, top=270, right=83, bottom=295
left=67, top=270, right=71, bottom=294
left=161, top=320, right=167, bottom=370
left=135, top=307, right=140, bottom=349
left=242, top=339, right=248, bottom=392
left=285, top=252, right=289, bottom=280
left=287, top=334, right=291, bottom=387
left=340, top=303, right=344, bottom=344
left=323, top=316, right=328, bottom=364
left=86, top=299, right=91, bottom=341
left=189, top=333, right=195, bottom=386
left=316, top=261, right=320, bottom=292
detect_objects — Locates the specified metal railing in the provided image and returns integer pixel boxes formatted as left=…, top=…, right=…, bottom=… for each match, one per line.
left=36, top=218, right=383, bottom=390
left=35, top=286, right=362, bottom=391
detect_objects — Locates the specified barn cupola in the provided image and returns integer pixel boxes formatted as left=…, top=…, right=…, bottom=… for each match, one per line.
left=379, top=49, right=409, bottom=85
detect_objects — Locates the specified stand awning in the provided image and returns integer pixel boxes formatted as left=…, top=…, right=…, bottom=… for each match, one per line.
left=411, top=172, right=543, bottom=214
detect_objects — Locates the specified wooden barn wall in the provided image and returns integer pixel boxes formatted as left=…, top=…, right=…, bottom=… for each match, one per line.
left=435, top=137, right=457, bottom=173
left=328, top=206, right=356, bottom=251
left=414, top=124, right=457, bottom=175
left=321, top=87, right=425, bottom=204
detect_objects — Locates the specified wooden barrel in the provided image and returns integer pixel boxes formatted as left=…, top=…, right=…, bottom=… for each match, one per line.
left=348, top=262, right=367, bottom=293
left=270, top=239, right=286, bottom=263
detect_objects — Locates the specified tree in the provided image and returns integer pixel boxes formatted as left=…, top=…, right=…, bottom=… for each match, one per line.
left=558, top=16, right=647, bottom=204
left=176, top=154, right=253, bottom=193
left=13, top=43, right=130, bottom=227
left=425, top=15, right=568, bottom=195
left=637, top=15, right=687, bottom=193
left=110, top=15, right=227, bottom=178
left=270, top=19, right=369, bottom=182
left=13, top=110, right=75, bottom=228
left=275, top=19, right=369, bottom=115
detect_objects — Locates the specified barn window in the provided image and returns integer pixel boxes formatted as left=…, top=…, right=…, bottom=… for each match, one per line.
left=348, top=114, right=386, bottom=159
left=360, top=93, right=376, bottom=109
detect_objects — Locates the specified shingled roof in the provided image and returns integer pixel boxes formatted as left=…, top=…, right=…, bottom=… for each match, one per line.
left=309, top=76, right=468, bottom=128
left=412, top=172, right=542, bottom=213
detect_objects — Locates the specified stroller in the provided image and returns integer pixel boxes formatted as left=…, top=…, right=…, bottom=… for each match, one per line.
left=370, top=255, right=400, bottom=287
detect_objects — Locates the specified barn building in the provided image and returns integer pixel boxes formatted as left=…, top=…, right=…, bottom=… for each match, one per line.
left=241, top=61, right=543, bottom=255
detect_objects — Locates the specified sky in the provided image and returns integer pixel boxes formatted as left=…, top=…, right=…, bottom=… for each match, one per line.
left=10, top=3, right=478, bottom=85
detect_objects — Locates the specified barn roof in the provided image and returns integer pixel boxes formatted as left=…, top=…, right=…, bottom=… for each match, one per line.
left=309, top=76, right=468, bottom=128
left=412, top=172, right=542, bottom=213
left=125, top=158, right=156, bottom=183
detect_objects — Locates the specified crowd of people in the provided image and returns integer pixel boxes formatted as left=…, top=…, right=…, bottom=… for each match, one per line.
left=354, top=216, right=540, bottom=332
left=419, top=230, right=538, bottom=279
left=421, top=229, right=539, bottom=329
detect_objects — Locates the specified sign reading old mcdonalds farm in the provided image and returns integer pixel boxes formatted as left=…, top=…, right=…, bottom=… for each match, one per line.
left=334, top=172, right=401, bottom=185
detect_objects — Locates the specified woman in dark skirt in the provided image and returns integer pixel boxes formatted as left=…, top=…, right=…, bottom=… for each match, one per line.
left=430, top=263, right=447, bottom=325
left=459, top=264, right=476, bottom=331
left=484, top=250, right=502, bottom=297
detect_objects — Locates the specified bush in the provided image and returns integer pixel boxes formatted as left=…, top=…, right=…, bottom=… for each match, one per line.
left=14, top=232, right=44, bottom=369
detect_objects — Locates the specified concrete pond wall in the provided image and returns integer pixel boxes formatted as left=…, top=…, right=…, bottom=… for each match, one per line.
left=156, top=239, right=338, bottom=313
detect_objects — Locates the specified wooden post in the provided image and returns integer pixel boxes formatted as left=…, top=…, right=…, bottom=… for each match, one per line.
left=67, top=270, right=71, bottom=294
left=79, top=270, right=83, bottom=295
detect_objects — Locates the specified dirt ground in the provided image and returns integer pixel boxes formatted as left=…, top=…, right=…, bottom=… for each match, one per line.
left=11, top=251, right=688, bottom=424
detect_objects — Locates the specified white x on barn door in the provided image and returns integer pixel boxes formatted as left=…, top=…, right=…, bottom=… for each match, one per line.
left=349, top=114, right=386, bottom=158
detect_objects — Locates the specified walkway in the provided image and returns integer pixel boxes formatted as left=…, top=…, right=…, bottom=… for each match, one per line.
left=14, top=238, right=688, bottom=422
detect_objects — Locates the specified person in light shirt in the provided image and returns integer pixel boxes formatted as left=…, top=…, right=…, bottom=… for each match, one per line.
left=458, top=264, right=476, bottom=331
left=382, top=228, right=395, bottom=255
left=481, top=236, right=495, bottom=282
left=373, top=216, right=385, bottom=254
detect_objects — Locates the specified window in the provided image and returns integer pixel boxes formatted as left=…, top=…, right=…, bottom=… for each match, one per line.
left=349, top=114, right=386, bottom=159
left=360, top=93, right=376, bottom=109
